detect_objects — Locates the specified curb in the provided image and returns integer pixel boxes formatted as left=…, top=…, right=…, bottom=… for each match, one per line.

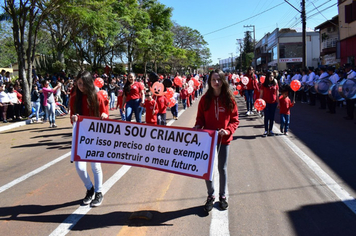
left=0, top=119, right=32, bottom=133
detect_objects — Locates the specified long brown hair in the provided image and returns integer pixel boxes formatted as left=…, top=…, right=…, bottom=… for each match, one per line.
left=72, top=71, right=100, bottom=117
left=204, top=69, right=236, bottom=111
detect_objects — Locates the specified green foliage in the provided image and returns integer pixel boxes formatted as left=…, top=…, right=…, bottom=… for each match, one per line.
left=52, top=61, right=65, bottom=72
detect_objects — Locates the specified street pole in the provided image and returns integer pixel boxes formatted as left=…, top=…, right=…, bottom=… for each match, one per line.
left=237, top=39, right=243, bottom=72
left=284, top=0, right=306, bottom=69
left=230, top=53, right=233, bottom=72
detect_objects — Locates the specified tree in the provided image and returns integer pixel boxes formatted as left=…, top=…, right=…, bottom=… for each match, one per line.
left=2, top=0, right=64, bottom=115
left=0, top=21, right=16, bottom=67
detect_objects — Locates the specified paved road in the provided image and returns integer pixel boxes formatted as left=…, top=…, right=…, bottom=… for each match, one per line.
left=1, top=95, right=356, bottom=236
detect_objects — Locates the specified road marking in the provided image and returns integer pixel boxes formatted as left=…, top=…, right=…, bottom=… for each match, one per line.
left=49, top=165, right=131, bottom=236
left=210, top=151, right=230, bottom=236
left=0, top=152, right=71, bottom=193
left=275, top=127, right=356, bottom=214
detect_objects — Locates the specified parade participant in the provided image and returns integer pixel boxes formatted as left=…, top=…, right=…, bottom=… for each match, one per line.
left=41, top=80, right=62, bottom=127
left=318, top=66, right=329, bottom=109
left=344, top=64, right=356, bottom=120
left=115, top=89, right=125, bottom=120
left=170, top=91, right=179, bottom=120
left=243, top=66, right=258, bottom=115
left=326, top=67, right=339, bottom=114
left=155, top=92, right=170, bottom=126
left=260, top=71, right=279, bottom=136
left=122, top=72, right=145, bottom=123
left=70, top=71, right=109, bottom=207
left=180, top=84, right=188, bottom=110
left=141, top=90, right=158, bottom=125
left=307, top=67, right=316, bottom=106
left=301, top=69, right=308, bottom=103
left=279, top=86, right=294, bottom=135
left=194, top=69, right=239, bottom=212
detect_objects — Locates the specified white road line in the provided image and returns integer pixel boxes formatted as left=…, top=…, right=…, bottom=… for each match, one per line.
left=210, top=149, right=230, bottom=236
left=0, top=152, right=71, bottom=193
left=49, top=165, right=131, bottom=236
left=274, top=127, right=356, bottom=214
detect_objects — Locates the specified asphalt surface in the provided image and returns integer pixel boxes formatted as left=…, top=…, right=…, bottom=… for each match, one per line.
left=1, top=94, right=356, bottom=236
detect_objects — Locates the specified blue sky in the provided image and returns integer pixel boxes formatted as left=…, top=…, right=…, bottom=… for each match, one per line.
left=159, top=0, right=338, bottom=64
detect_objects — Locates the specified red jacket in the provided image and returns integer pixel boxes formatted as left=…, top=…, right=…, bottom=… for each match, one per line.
left=279, top=95, right=294, bottom=114
left=261, top=84, right=279, bottom=104
left=245, top=74, right=258, bottom=90
left=69, top=91, right=109, bottom=123
left=195, top=94, right=239, bottom=145
left=155, top=95, right=169, bottom=114
left=144, top=99, right=158, bottom=124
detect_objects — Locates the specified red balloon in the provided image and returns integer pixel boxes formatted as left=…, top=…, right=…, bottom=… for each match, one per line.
left=254, top=98, right=266, bottom=111
left=235, top=77, right=240, bottom=83
left=260, top=76, right=265, bottom=83
left=98, top=90, right=108, bottom=100
left=168, top=97, right=176, bottom=108
left=165, top=87, right=174, bottom=99
left=193, top=78, right=200, bottom=87
left=290, top=80, right=301, bottom=92
left=233, top=90, right=239, bottom=95
left=94, top=78, right=104, bottom=88
left=187, top=86, right=193, bottom=94
left=236, top=84, right=242, bottom=90
left=150, top=82, right=165, bottom=96
left=174, top=77, right=182, bottom=87
left=241, top=76, right=249, bottom=85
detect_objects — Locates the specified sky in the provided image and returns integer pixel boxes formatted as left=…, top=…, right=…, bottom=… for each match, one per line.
left=159, top=0, right=338, bottom=64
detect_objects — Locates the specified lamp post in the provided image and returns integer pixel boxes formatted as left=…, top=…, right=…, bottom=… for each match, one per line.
left=236, top=39, right=243, bottom=72
left=229, top=53, right=233, bottom=72
left=217, top=58, right=221, bottom=69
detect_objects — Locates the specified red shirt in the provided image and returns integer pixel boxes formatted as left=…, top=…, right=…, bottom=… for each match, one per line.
left=279, top=95, right=294, bottom=114
left=195, top=94, right=239, bottom=145
left=144, top=99, right=158, bottom=124
left=261, top=84, right=279, bottom=104
left=125, top=82, right=144, bottom=102
left=155, top=95, right=169, bottom=114
left=69, top=91, right=109, bottom=123
left=245, top=74, right=258, bottom=90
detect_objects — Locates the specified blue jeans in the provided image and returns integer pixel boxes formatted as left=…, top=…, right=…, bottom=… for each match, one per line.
left=205, top=144, right=229, bottom=197
left=109, top=92, right=116, bottom=109
left=280, top=114, right=290, bottom=133
left=264, top=102, right=278, bottom=131
left=245, top=90, right=254, bottom=112
left=120, top=109, right=126, bottom=121
left=171, top=103, right=178, bottom=117
left=32, top=101, right=41, bottom=121
left=45, top=102, right=56, bottom=124
left=182, top=99, right=187, bottom=109
left=157, top=113, right=166, bottom=126
left=125, top=98, right=141, bottom=123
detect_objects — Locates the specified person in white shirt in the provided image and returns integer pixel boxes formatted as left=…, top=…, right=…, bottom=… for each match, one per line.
left=317, top=67, right=329, bottom=109
left=307, top=67, right=316, bottom=105
left=326, top=67, right=340, bottom=114
left=0, top=84, right=10, bottom=123
left=344, top=64, right=356, bottom=120
left=301, top=69, right=308, bottom=103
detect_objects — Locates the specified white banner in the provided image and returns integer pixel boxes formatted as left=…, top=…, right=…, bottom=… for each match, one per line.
left=71, top=116, right=217, bottom=180
left=279, top=58, right=302, bottom=63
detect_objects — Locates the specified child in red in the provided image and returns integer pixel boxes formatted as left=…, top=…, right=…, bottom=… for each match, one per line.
left=115, top=90, right=125, bottom=121
left=155, top=94, right=169, bottom=125
left=142, top=91, right=158, bottom=125
left=279, top=87, right=294, bottom=135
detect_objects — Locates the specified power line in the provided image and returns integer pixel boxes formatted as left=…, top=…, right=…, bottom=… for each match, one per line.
left=203, top=2, right=285, bottom=36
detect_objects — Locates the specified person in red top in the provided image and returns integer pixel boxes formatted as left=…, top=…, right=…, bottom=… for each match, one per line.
left=194, top=69, right=239, bottom=212
left=243, top=66, right=258, bottom=115
left=142, top=91, right=158, bottom=124
left=122, top=72, right=145, bottom=123
left=115, top=89, right=125, bottom=120
left=260, top=71, right=280, bottom=136
left=155, top=93, right=169, bottom=125
left=180, top=84, right=188, bottom=109
left=279, top=86, right=294, bottom=135
left=70, top=71, right=109, bottom=207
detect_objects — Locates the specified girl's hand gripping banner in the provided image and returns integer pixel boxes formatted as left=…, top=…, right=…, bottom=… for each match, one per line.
left=71, top=116, right=217, bottom=180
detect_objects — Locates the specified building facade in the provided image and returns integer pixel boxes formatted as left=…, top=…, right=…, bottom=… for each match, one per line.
left=338, top=0, right=356, bottom=66
left=254, top=28, right=320, bottom=71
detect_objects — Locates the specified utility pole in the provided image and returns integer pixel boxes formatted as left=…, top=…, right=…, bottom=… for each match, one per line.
left=230, top=53, right=234, bottom=72
left=244, top=25, right=256, bottom=67
left=284, top=0, right=306, bottom=69
left=236, top=39, right=243, bottom=72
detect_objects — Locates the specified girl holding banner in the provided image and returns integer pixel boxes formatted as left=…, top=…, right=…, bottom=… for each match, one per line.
left=70, top=71, right=109, bottom=207
left=194, top=69, right=239, bottom=212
